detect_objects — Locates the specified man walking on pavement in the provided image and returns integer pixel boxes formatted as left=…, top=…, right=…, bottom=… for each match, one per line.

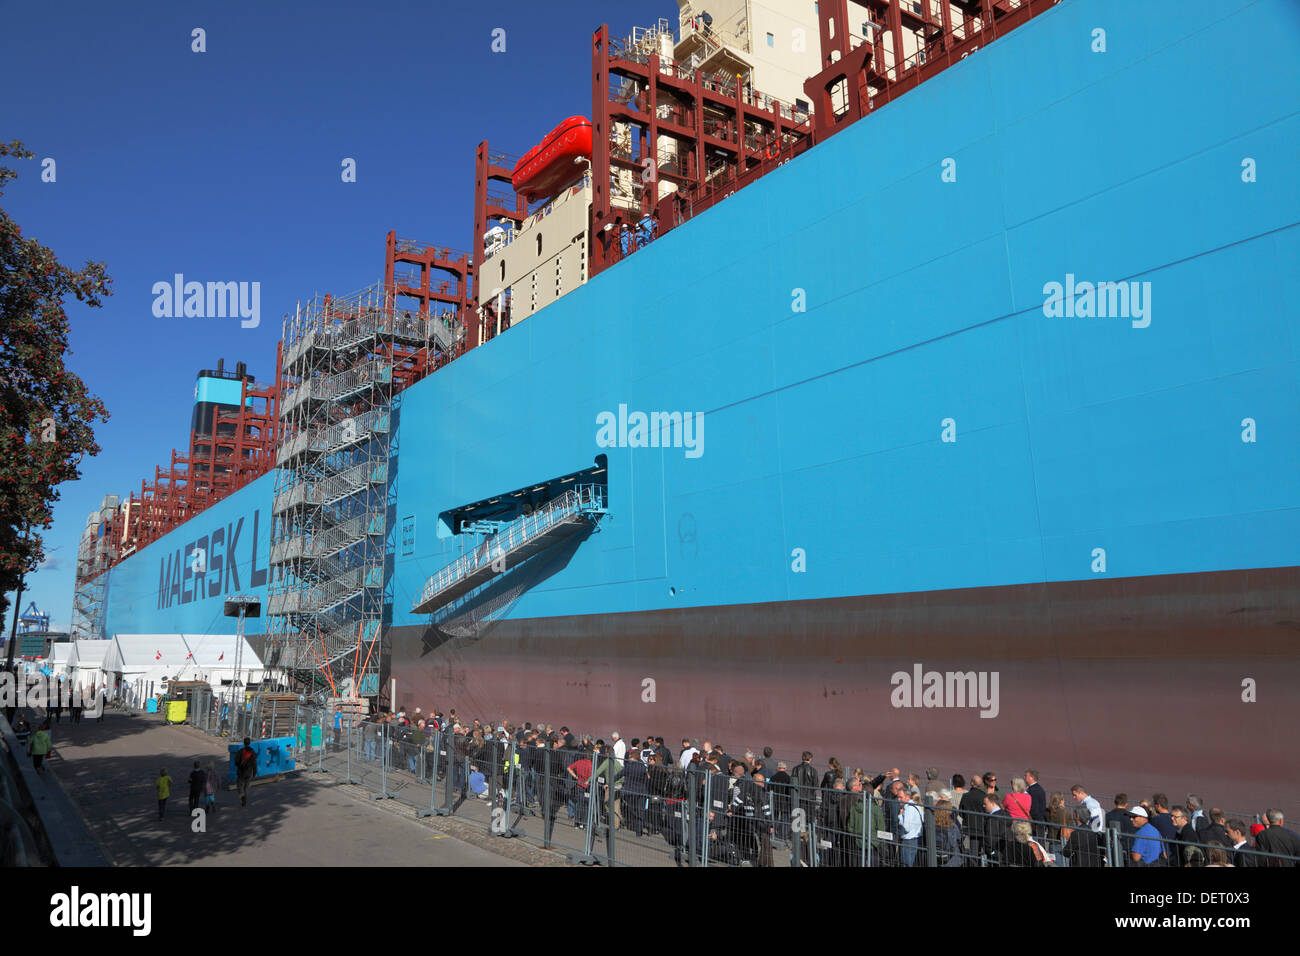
left=188, top=760, right=206, bottom=812
left=235, top=737, right=258, bottom=807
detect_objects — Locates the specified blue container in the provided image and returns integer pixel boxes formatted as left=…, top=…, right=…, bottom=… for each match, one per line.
left=145, top=698, right=158, bottom=714
left=226, top=736, right=296, bottom=783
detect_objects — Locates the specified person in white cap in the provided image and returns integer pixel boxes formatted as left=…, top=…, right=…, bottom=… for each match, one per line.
left=1128, top=806, right=1165, bottom=865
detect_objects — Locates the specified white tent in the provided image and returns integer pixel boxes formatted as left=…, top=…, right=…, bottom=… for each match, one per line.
left=103, top=634, right=275, bottom=703
left=104, top=634, right=198, bottom=703
left=72, top=639, right=112, bottom=693
left=47, top=642, right=77, bottom=678
left=182, top=634, right=269, bottom=689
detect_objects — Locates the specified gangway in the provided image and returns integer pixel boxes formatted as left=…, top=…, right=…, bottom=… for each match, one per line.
left=412, top=484, right=607, bottom=614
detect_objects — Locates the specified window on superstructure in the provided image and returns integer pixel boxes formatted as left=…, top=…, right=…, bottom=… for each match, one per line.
left=766, top=32, right=774, bottom=47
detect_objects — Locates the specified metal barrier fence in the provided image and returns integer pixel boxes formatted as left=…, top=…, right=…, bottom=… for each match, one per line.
left=103, top=702, right=1300, bottom=868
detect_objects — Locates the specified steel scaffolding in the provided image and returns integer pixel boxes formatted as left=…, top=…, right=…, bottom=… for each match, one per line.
left=266, top=284, right=426, bottom=703
left=70, top=494, right=121, bottom=640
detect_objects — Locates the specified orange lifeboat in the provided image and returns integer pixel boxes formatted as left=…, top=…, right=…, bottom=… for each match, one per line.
left=511, top=116, right=593, bottom=203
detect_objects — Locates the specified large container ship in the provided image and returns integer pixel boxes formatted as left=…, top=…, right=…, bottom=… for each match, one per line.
left=73, top=0, right=1300, bottom=809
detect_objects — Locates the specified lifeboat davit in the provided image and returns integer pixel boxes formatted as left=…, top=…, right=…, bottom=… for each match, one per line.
left=511, top=116, right=593, bottom=203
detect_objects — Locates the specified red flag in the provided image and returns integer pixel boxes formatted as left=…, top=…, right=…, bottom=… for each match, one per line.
left=186, top=652, right=193, bottom=660
left=155, top=650, right=162, bottom=661
left=218, top=652, right=224, bottom=661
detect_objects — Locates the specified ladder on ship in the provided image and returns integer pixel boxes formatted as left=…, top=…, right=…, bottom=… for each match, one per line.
left=411, top=484, right=607, bottom=615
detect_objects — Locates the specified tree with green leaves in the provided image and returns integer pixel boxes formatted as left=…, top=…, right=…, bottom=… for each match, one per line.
left=0, top=139, right=111, bottom=625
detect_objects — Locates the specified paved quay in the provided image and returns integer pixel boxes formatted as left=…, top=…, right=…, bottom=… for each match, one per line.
left=38, top=709, right=548, bottom=867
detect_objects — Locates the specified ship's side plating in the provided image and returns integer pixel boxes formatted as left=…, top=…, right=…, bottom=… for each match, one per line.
left=95, top=0, right=1300, bottom=807
left=386, top=0, right=1300, bottom=805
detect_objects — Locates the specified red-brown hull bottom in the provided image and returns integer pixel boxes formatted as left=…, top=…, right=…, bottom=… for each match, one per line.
left=388, top=566, right=1300, bottom=811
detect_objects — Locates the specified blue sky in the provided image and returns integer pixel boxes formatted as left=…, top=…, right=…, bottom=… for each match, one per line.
left=1, top=0, right=664, bottom=631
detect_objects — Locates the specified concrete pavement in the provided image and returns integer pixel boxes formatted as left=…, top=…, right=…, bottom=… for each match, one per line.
left=42, top=708, right=524, bottom=867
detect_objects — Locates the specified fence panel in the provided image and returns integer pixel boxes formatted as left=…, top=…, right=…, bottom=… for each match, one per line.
left=39, top=696, right=1300, bottom=869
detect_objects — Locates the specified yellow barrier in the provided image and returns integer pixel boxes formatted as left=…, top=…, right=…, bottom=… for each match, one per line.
left=165, top=700, right=189, bottom=724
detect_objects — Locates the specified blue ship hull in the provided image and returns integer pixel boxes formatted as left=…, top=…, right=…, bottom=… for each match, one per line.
left=100, top=0, right=1300, bottom=807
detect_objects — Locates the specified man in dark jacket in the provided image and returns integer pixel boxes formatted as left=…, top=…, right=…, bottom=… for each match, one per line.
left=654, top=737, right=673, bottom=767
left=621, top=749, right=650, bottom=836
left=768, top=762, right=792, bottom=843
left=235, top=737, right=258, bottom=807
left=543, top=735, right=569, bottom=843
left=187, top=760, right=206, bottom=812
left=1062, top=806, right=1104, bottom=867
left=1025, top=769, right=1048, bottom=832
left=982, top=791, right=1010, bottom=865
left=959, top=775, right=987, bottom=865
left=1225, top=819, right=1254, bottom=868
left=1255, top=809, right=1300, bottom=865
left=1106, top=794, right=1138, bottom=863
left=789, top=752, right=819, bottom=865
left=521, top=735, right=541, bottom=809
left=1168, top=806, right=1197, bottom=867
left=729, top=761, right=759, bottom=864
left=1105, top=793, right=1132, bottom=831
left=647, top=752, right=672, bottom=835
left=1200, top=808, right=1231, bottom=849
left=790, top=752, right=819, bottom=815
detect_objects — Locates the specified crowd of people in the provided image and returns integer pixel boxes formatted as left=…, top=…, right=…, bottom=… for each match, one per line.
left=350, top=708, right=1300, bottom=867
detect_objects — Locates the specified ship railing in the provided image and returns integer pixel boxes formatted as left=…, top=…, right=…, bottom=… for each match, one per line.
left=702, top=117, right=738, bottom=144
left=394, top=241, right=472, bottom=264
left=394, top=237, right=429, bottom=256
left=485, top=187, right=518, bottom=211
left=608, top=136, right=649, bottom=164
left=608, top=74, right=646, bottom=109
left=700, top=71, right=738, bottom=97
left=656, top=148, right=689, bottom=178
left=485, top=148, right=520, bottom=170
left=392, top=267, right=422, bottom=289
left=654, top=100, right=690, bottom=125
left=413, top=484, right=606, bottom=612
